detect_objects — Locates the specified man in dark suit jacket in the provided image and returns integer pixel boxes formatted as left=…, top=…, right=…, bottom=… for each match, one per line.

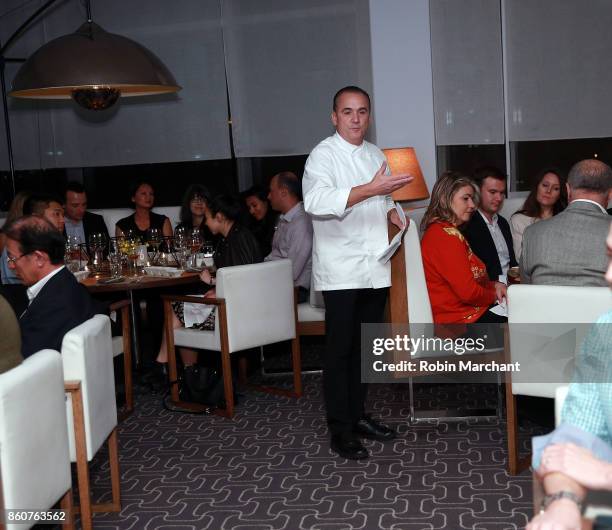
left=4, top=215, right=101, bottom=358
left=465, top=166, right=518, bottom=283
left=63, top=181, right=110, bottom=252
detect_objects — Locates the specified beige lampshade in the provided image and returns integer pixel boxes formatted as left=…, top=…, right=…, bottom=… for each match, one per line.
left=383, top=147, right=429, bottom=201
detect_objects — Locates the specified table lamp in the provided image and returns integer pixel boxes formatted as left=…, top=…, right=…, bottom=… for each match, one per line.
left=382, top=147, right=429, bottom=202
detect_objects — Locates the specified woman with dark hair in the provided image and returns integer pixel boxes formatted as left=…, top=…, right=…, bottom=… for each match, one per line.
left=115, top=181, right=173, bottom=240
left=511, top=168, right=567, bottom=259
left=176, top=184, right=214, bottom=240
left=157, top=194, right=262, bottom=368
left=421, top=171, right=506, bottom=324
left=243, top=185, right=277, bottom=256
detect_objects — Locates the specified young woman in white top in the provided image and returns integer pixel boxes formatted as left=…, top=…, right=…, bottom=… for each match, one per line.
left=510, top=168, right=568, bottom=259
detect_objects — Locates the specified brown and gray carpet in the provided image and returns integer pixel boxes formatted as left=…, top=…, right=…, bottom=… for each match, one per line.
left=86, top=367, right=546, bottom=530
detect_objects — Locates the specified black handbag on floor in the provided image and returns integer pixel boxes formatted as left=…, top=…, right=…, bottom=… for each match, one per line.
left=180, top=365, right=234, bottom=408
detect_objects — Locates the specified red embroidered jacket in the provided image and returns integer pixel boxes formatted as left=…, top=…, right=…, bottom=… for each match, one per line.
left=421, top=221, right=496, bottom=323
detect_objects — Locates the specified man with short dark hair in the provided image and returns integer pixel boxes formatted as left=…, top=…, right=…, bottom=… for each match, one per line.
left=465, top=166, right=518, bottom=284
left=521, top=158, right=612, bottom=286
left=5, top=215, right=100, bottom=357
left=23, top=193, right=65, bottom=233
left=265, top=171, right=313, bottom=303
left=63, top=182, right=109, bottom=250
left=303, top=85, right=413, bottom=460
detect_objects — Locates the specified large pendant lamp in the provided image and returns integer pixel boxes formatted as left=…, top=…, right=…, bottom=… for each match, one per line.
left=10, top=20, right=181, bottom=110
left=8, top=0, right=181, bottom=110
left=0, top=0, right=181, bottom=197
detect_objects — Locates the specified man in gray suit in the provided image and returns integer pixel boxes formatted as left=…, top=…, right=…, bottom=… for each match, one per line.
left=521, top=158, right=612, bottom=286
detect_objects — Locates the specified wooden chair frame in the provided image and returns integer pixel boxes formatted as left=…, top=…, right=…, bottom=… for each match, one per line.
left=109, top=300, right=134, bottom=416
left=162, top=294, right=302, bottom=418
left=64, top=381, right=120, bottom=530
left=504, top=326, right=537, bottom=476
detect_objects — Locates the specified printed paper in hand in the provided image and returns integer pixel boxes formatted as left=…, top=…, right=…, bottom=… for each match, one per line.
left=377, top=202, right=407, bottom=263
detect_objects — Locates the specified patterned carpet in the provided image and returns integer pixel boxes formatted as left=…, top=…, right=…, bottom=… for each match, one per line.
left=85, top=372, right=544, bottom=530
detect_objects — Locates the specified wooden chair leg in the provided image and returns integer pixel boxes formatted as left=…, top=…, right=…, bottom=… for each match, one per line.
left=220, top=346, right=235, bottom=418
left=238, top=357, right=248, bottom=385
left=107, top=428, right=121, bottom=511
left=60, top=488, right=75, bottom=530
left=68, top=385, right=93, bottom=530
left=291, top=335, right=302, bottom=397
left=164, top=300, right=181, bottom=403
left=505, top=380, right=520, bottom=475
left=121, top=306, right=133, bottom=413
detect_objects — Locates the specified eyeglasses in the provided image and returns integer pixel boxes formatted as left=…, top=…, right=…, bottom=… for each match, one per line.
left=190, top=196, right=206, bottom=204
left=6, top=252, right=31, bottom=265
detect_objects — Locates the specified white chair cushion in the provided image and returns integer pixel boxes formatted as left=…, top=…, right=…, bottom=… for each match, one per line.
left=112, top=335, right=124, bottom=357
left=174, top=326, right=219, bottom=351
left=0, top=350, right=71, bottom=525
left=62, top=314, right=118, bottom=461
left=298, top=302, right=325, bottom=323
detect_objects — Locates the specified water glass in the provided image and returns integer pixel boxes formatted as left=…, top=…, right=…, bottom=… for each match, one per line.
left=108, top=253, right=123, bottom=278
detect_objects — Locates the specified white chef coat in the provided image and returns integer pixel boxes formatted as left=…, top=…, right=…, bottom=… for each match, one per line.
left=303, top=132, right=394, bottom=291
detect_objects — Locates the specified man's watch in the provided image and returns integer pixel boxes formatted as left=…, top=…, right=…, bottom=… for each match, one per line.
left=540, top=490, right=584, bottom=513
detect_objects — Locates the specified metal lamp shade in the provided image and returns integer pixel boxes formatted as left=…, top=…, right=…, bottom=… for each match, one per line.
left=9, top=22, right=181, bottom=100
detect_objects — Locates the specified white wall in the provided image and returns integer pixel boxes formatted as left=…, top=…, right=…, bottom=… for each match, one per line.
left=368, top=0, right=437, bottom=197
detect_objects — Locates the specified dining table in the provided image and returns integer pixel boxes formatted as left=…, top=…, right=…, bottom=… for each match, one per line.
left=81, top=271, right=201, bottom=366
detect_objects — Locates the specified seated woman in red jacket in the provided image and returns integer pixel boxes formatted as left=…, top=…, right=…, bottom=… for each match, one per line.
left=421, top=171, right=507, bottom=324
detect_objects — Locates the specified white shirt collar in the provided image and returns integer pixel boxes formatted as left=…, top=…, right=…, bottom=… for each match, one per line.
left=570, top=198, right=608, bottom=215
left=333, top=131, right=364, bottom=154
left=478, top=209, right=498, bottom=225
left=27, top=265, right=65, bottom=303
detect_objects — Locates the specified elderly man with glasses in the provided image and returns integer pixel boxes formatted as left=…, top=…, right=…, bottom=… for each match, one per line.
left=5, top=215, right=100, bottom=358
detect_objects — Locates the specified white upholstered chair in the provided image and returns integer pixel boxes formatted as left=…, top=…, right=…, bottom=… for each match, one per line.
left=0, top=350, right=73, bottom=530
left=505, top=285, right=611, bottom=474
left=62, top=314, right=120, bottom=530
left=163, top=259, right=302, bottom=418
left=401, top=219, right=504, bottom=423
left=296, top=277, right=325, bottom=337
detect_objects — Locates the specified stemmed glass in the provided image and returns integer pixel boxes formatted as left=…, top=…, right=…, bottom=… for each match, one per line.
left=146, top=228, right=162, bottom=265
left=189, top=229, right=203, bottom=268
left=108, top=238, right=123, bottom=278
left=173, top=227, right=188, bottom=268
left=202, top=242, right=216, bottom=277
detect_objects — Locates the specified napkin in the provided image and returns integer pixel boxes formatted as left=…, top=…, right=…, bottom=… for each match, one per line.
left=183, top=296, right=215, bottom=328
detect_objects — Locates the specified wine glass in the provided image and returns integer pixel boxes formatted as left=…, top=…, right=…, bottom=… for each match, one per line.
left=108, top=239, right=123, bottom=278
left=146, top=228, right=162, bottom=265
left=188, top=229, right=203, bottom=268
left=202, top=243, right=215, bottom=276
left=173, top=227, right=188, bottom=268
left=189, top=229, right=203, bottom=253
left=126, top=236, right=140, bottom=276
